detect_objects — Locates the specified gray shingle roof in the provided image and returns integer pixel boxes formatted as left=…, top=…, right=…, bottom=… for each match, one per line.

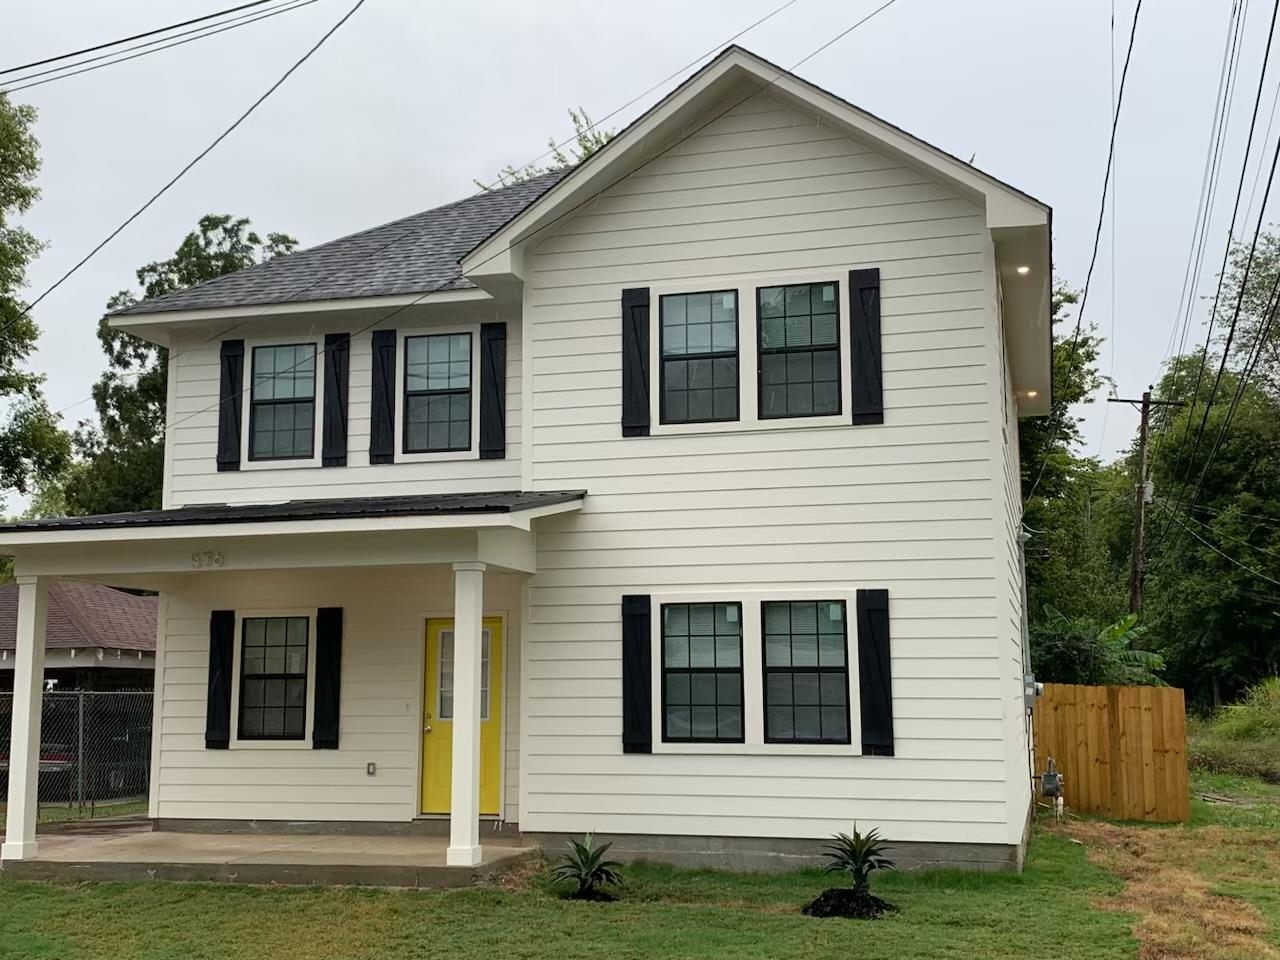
left=113, top=169, right=570, bottom=317
left=0, top=581, right=157, bottom=652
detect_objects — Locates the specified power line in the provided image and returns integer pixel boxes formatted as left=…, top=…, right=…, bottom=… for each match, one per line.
left=2, top=0, right=321, bottom=95
left=1149, top=0, right=1280, bottom=551
left=52, top=0, right=810, bottom=420
left=1154, top=499, right=1280, bottom=589
left=1164, top=497, right=1280, bottom=558
left=1064, top=0, right=1144, bottom=364
left=9, top=0, right=368, bottom=341
left=153, top=1, right=907, bottom=442
left=0, top=0, right=276, bottom=75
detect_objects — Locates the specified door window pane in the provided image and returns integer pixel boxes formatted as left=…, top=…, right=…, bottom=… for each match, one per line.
left=437, top=627, right=491, bottom=721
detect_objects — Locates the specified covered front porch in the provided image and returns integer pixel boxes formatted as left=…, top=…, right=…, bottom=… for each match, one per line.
left=0, top=490, right=584, bottom=874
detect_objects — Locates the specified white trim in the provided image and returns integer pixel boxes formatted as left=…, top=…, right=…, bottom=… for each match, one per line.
left=0, top=502, right=584, bottom=548
left=147, top=594, right=167, bottom=819
left=108, top=288, right=491, bottom=331
left=240, top=336, right=325, bottom=471
left=228, top=607, right=319, bottom=751
left=395, top=325, right=482, bottom=464
left=648, top=588, right=862, bottom=758
left=646, top=269, right=852, bottom=437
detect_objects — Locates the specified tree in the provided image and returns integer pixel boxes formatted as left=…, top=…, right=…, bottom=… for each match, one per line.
left=0, top=93, right=71, bottom=498
left=61, top=215, right=296, bottom=515
left=1030, top=606, right=1165, bottom=686
left=478, top=107, right=614, bottom=189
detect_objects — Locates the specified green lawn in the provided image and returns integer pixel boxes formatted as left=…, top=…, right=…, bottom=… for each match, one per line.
left=0, top=831, right=1135, bottom=960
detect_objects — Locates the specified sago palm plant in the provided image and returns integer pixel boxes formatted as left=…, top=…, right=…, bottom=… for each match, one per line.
left=550, top=833, right=624, bottom=899
left=822, top=826, right=895, bottom=896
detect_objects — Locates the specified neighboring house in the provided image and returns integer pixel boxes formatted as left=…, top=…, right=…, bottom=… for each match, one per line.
left=0, top=47, right=1051, bottom=871
left=0, top=581, right=156, bottom=691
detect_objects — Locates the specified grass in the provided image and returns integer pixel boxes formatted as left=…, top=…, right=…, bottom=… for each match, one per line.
left=0, top=831, right=1135, bottom=960
left=1190, top=770, right=1280, bottom=829
left=0, top=799, right=147, bottom=832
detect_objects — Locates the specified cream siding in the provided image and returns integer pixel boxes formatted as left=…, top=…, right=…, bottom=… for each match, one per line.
left=520, top=93, right=1019, bottom=844
left=151, top=567, right=522, bottom=824
left=164, top=313, right=523, bottom=508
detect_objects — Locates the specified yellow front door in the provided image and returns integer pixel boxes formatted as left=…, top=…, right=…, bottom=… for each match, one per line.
left=421, top=617, right=503, bottom=815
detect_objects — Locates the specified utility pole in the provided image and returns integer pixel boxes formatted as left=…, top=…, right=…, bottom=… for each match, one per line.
left=1108, top=388, right=1185, bottom=613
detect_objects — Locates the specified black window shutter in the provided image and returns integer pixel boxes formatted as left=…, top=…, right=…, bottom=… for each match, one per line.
left=479, top=322, right=507, bottom=459
left=849, top=268, right=883, bottom=425
left=621, top=594, right=652, bottom=754
left=206, top=610, right=235, bottom=749
left=322, top=333, right=350, bottom=467
left=370, top=330, right=397, bottom=464
left=216, top=340, right=244, bottom=472
left=621, top=288, right=650, bottom=437
left=856, top=589, right=894, bottom=756
left=313, top=607, right=343, bottom=749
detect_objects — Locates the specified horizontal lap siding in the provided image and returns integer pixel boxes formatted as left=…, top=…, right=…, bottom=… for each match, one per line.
left=522, top=95, right=1010, bottom=844
left=154, top=568, right=523, bottom=823
left=166, top=317, right=522, bottom=507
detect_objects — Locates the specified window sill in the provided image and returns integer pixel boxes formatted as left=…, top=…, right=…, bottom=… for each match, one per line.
left=241, top=457, right=322, bottom=471
left=654, top=741, right=863, bottom=757
left=228, top=739, right=314, bottom=750
left=647, top=414, right=857, bottom=439
left=395, top=448, right=480, bottom=465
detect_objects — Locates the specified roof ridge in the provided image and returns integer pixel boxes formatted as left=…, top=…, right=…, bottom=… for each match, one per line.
left=48, top=582, right=95, bottom=649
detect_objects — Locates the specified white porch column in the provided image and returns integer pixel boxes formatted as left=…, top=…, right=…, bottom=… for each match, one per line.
left=2, top=576, right=49, bottom=862
left=447, top=561, right=485, bottom=867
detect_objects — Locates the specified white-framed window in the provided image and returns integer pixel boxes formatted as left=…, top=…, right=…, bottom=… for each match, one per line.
left=649, top=590, right=861, bottom=756
left=646, top=271, right=852, bottom=436
left=229, top=608, right=318, bottom=748
left=241, top=337, right=324, bottom=469
left=436, top=627, right=492, bottom=721
left=395, top=326, right=482, bottom=463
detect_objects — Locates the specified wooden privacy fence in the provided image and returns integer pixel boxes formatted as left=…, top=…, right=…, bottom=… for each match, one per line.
left=1032, top=683, right=1189, bottom=822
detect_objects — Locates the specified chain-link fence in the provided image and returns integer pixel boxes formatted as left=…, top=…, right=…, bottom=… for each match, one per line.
left=0, top=691, right=153, bottom=818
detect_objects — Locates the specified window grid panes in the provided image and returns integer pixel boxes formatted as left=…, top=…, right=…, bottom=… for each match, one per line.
left=660, top=291, right=739, bottom=424
left=437, top=629, right=490, bottom=721
left=239, top=616, right=309, bottom=741
left=249, top=344, right=316, bottom=460
left=662, top=602, right=743, bottom=743
left=757, top=282, right=841, bottom=419
left=762, top=601, right=850, bottom=744
left=404, top=333, right=472, bottom=453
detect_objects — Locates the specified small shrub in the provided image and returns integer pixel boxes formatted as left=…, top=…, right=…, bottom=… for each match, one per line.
left=1213, top=677, right=1280, bottom=741
left=550, top=833, right=624, bottom=901
left=803, top=825, right=897, bottom=920
left=1188, top=678, right=1280, bottom=783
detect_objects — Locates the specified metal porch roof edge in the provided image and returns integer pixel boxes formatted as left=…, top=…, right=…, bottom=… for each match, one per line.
left=0, top=490, right=587, bottom=533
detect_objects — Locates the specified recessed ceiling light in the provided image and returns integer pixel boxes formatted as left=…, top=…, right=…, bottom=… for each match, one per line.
left=1016, top=265, right=1031, bottom=275
left=1026, top=390, right=1039, bottom=398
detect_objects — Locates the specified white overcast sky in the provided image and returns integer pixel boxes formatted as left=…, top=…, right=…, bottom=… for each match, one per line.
left=2, top=0, right=1275, bottom=494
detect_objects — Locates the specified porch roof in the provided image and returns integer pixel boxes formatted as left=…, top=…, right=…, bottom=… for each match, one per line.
left=0, top=490, right=586, bottom=533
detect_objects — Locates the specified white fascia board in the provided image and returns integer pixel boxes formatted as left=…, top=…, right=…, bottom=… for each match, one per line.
left=0, top=509, right=568, bottom=549
left=462, top=47, right=1049, bottom=278
left=107, top=288, right=493, bottom=345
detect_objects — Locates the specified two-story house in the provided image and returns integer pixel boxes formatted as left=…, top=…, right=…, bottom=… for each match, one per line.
left=0, top=47, right=1050, bottom=873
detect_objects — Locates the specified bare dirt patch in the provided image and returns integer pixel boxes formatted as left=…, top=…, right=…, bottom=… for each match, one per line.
left=1062, top=821, right=1280, bottom=960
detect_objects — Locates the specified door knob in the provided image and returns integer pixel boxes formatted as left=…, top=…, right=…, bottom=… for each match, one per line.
left=424, top=724, right=432, bottom=733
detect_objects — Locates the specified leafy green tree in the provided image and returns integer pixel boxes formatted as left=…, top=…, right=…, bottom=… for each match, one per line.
left=0, top=93, right=71, bottom=498
left=479, top=107, right=614, bottom=189
left=1143, top=358, right=1280, bottom=706
left=1030, top=606, right=1165, bottom=685
left=61, top=215, right=296, bottom=515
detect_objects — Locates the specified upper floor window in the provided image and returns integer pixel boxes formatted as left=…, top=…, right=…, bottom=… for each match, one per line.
left=758, top=282, right=841, bottom=419
left=249, top=344, right=316, bottom=461
left=404, top=333, right=471, bottom=453
left=660, top=291, right=738, bottom=424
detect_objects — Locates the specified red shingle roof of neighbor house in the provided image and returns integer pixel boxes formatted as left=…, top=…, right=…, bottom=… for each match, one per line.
left=0, top=581, right=156, bottom=653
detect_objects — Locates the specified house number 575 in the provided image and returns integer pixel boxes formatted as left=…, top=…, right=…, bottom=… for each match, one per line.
left=191, top=551, right=224, bottom=569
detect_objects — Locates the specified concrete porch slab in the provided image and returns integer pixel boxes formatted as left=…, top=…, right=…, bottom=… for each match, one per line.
left=1, top=821, right=533, bottom=888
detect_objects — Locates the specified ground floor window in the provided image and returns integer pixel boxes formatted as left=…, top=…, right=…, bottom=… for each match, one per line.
left=239, top=616, right=309, bottom=740
left=661, top=602, right=744, bottom=742
left=762, top=600, right=850, bottom=744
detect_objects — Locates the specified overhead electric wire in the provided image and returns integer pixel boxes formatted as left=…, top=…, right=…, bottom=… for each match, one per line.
left=1149, top=0, right=1280, bottom=552
left=2, top=0, right=321, bottom=95
left=0, top=0, right=276, bottom=75
left=1063, top=0, right=1144, bottom=365
left=149, top=0, right=907, bottom=441
left=1154, top=499, right=1280, bottom=589
left=5, top=0, right=368, bottom=345
left=50, top=0, right=810, bottom=419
